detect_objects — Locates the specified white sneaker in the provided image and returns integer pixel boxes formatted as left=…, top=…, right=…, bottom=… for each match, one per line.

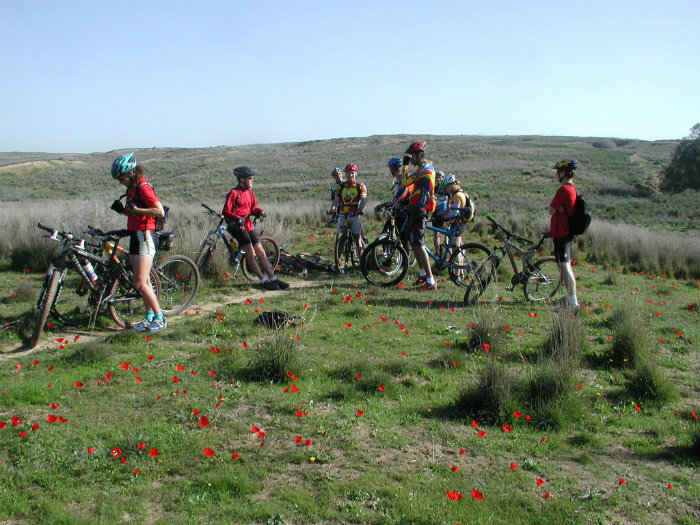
left=146, top=319, right=167, bottom=332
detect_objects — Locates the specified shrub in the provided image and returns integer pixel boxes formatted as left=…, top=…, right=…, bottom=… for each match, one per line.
left=661, top=123, right=700, bottom=192
left=460, top=306, right=504, bottom=355
left=541, top=311, right=586, bottom=365
left=608, top=305, right=649, bottom=368
left=243, top=335, right=302, bottom=383
left=454, top=361, right=518, bottom=424
left=623, top=358, right=677, bottom=404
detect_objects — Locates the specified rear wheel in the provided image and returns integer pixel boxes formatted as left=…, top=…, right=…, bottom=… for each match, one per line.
left=107, top=269, right=160, bottom=328
left=448, top=242, right=491, bottom=288
left=157, top=255, right=200, bottom=315
left=523, top=257, right=561, bottom=302
left=360, top=238, right=409, bottom=287
left=50, top=267, right=94, bottom=326
left=463, top=257, right=497, bottom=306
left=29, top=270, right=61, bottom=349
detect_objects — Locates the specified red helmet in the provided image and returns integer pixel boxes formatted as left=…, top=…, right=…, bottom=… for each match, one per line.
left=405, top=141, right=426, bottom=154
left=344, top=163, right=358, bottom=172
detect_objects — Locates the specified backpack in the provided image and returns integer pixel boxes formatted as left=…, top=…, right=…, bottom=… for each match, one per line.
left=135, top=181, right=168, bottom=231
left=568, top=193, right=591, bottom=235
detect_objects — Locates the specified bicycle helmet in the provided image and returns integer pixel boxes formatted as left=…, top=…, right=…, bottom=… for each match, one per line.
left=442, top=173, right=456, bottom=185
left=111, top=152, right=137, bottom=179
left=553, top=159, right=578, bottom=173
left=387, top=157, right=402, bottom=169
left=405, top=141, right=426, bottom=154
left=233, top=166, right=256, bottom=179
left=331, top=167, right=343, bottom=177
left=344, top=163, right=358, bottom=172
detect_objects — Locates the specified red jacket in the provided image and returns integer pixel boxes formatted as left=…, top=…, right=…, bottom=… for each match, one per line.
left=222, top=186, right=263, bottom=231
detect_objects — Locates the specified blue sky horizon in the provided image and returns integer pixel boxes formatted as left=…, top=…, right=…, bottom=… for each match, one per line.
left=2, top=0, right=698, bottom=154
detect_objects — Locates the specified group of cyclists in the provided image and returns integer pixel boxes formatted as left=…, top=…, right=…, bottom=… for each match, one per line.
left=108, top=140, right=580, bottom=332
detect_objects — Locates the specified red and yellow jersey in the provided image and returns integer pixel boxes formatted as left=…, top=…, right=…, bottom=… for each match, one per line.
left=335, top=181, right=367, bottom=212
left=402, top=160, right=435, bottom=210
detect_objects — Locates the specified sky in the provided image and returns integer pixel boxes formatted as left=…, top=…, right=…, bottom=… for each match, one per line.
left=1, top=0, right=698, bottom=153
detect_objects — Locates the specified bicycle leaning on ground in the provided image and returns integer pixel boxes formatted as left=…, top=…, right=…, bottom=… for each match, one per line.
left=194, top=203, right=281, bottom=279
left=29, top=224, right=162, bottom=348
left=360, top=207, right=490, bottom=287
left=463, top=215, right=562, bottom=305
left=86, top=227, right=199, bottom=317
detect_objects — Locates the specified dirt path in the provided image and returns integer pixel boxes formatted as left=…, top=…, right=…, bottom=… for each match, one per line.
left=0, top=279, right=325, bottom=361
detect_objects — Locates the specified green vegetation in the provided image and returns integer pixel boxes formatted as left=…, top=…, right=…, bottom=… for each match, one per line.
left=661, top=123, right=700, bottom=192
left=1, top=135, right=699, bottom=524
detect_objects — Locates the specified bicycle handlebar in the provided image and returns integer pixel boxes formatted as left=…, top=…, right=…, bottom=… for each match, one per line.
left=201, top=203, right=220, bottom=217
left=485, top=216, right=533, bottom=246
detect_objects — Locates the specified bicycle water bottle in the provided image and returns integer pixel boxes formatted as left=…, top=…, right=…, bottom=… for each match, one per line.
left=81, top=259, right=98, bottom=285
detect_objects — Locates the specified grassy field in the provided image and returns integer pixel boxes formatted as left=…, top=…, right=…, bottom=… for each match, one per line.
left=1, top=135, right=699, bottom=524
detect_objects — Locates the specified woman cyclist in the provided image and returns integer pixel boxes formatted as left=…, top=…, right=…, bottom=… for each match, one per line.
left=110, top=152, right=167, bottom=331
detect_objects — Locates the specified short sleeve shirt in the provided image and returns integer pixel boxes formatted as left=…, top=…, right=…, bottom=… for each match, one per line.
left=549, top=184, right=577, bottom=238
left=126, top=177, right=159, bottom=231
left=335, top=181, right=367, bottom=212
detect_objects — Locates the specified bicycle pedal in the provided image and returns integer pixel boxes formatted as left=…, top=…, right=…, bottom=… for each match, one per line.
left=505, top=285, right=514, bottom=291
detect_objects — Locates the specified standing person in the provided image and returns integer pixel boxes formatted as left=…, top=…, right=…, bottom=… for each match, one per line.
left=329, top=163, right=367, bottom=265
left=401, top=141, right=437, bottom=290
left=329, top=167, right=344, bottom=211
left=110, top=152, right=167, bottom=331
left=222, top=166, right=289, bottom=291
left=549, top=159, right=579, bottom=308
left=378, top=157, right=412, bottom=250
left=431, top=171, right=448, bottom=254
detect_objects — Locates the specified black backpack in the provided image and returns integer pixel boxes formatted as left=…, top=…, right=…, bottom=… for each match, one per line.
left=568, top=193, right=592, bottom=236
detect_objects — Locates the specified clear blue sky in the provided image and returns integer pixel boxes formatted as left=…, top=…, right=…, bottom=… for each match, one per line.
left=1, top=0, right=698, bottom=153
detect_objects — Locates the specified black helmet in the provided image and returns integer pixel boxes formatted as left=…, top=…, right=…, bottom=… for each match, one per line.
left=233, top=166, right=256, bottom=179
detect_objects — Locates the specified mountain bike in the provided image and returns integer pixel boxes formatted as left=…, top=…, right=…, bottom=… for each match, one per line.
left=30, top=224, right=161, bottom=348
left=195, top=203, right=280, bottom=280
left=87, top=227, right=199, bottom=316
left=463, top=216, right=561, bottom=305
left=333, top=211, right=361, bottom=273
left=360, top=208, right=490, bottom=287
left=369, top=204, right=416, bottom=268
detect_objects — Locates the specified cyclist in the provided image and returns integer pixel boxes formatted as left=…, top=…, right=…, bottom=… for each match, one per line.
left=329, top=163, right=367, bottom=266
left=401, top=141, right=437, bottom=290
left=329, top=167, right=344, bottom=211
left=431, top=171, right=449, bottom=254
left=548, top=159, right=579, bottom=309
left=222, top=166, right=289, bottom=291
left=110, top=152, right=167, bottom=331
left=377, top=157, right=412, bottom=248
left=443, top=175, right=475, bottom=276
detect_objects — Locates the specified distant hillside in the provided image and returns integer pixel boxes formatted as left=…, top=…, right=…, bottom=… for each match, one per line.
left=2, top=134, right=695, bottom=231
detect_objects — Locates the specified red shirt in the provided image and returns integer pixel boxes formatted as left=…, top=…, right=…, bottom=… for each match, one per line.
left=549, top=183, right=576, bottom=238
left=222, top=186, right=263, bottom=231
left=125, top=177, right=159, bottom=231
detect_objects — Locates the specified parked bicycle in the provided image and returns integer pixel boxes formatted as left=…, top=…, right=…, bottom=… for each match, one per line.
left=195, top=203, right=280, bottom=280
left=29, top=224, right=161, bottom=348
left=333, top=211, right=361, bottom=273
left=85, top=227, right=199, bottom=316
left=463, top=216, right=561, bottom=305
left=360, top=208, right=490, bottom=287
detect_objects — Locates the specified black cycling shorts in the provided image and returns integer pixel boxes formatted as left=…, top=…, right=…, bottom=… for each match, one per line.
left=230, top=227, right=260, bottom=249
left=553, top=235, right=574, bottom=263
left=407, top=208, right=428, bottom=247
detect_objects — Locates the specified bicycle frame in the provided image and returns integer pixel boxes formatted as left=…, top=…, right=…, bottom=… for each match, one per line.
left=424, top=222, right=464, bottom=270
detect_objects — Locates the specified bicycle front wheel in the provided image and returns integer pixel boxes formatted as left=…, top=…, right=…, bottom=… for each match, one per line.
left=194, top=237, right=217, bottom=276
left=157, top=255, right=200, bottom=315
left=334, top=233, right=349, bottom=273
left=50, top=267, right=94, bottom=326
left=523, top=257, right=561, bottom=302
left=242, top=236, right=281, bottom=282
left=107, top=268, right=161, bottom=328
left=448, top=242, right=491, bottom=288
left=360, top=238, right=409, bottom=287
left=463, top=257, right=497, bottom=306
left=29, top=270, right=61, bottom=349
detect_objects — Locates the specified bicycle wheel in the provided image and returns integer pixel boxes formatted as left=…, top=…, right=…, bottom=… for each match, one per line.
left=157, top=255, right=200, bottom=315
left=360, top=238, right=409, bottom=287
left=242, top=236, right=281, bottom=282
left=29, top=270, right=61, bottom=348
left=463, top=257, right=497, bottom=306
left=334, top=233, right=349, bottom=273
left=194, top=237, right=217, bottom=276
left=523, top=257, right=562, bottom=302
left=107, top=268, right=161, bottom=328
left=448, top=242, right=491, bottom=288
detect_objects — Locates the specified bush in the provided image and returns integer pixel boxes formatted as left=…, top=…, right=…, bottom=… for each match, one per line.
left=243, top=335, right=302, bottom=383
left=661, top=123, right=700, bottom=192
left=624, top=358, right=677, bottom=404
left=454, top=361, right=518, bottom=424
left=541, top=311, right=586, bottom=365
left=608, top=306, right=649, bottom=368
left=460, top=306, right=504, bottom=355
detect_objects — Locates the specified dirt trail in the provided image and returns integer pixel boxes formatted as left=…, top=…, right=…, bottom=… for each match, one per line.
left=0, top=279, right=324, bottom=361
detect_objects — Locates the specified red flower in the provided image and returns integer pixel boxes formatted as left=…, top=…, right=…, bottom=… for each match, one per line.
left=446, top=490, right=463, bottom=500
left=47, top=414, right=58, bottom=423
left=471, top=419, right=479, bottom=427
left=513, top=410, right=522, bottom=418
left=110, top=446, right=122, bottom=458
left=476, top=430, right=486, bottom=437
left=137, top=442, right=146, bottom=449
left=290, top=384, right=300, bottom=392
left=148, top=448, right=159, bottom=457
left=633, top=403, right=641, bottom=411
left=304, top=439, right=312, bottom=446
left=536, top=478, right=545, bottom=485
left=345, top=322, right=352, bottom=327
left=618, top=477, right=625, bottom=484
left=501, top=424, right=513, bottom=432
left=198, top=416, right=210, bottom=428
left=171, top=376, right=180, bottom=383
left=87, top=446, right=95, bottom=454
left=459, top=448, right=465, bottom=454
left=355, top=409, right=363, bottom=416
left=294, top=435, right=302, bottom=443
left=544, top=492, right=551, bottom=499
left=480, top=343, right=491, bottom=353
left=74, top=380, right=84, bottom=388
left=202, top=448, right=215, bottom=457
left=510, top=462, right=517, bottom=469
left=378, top=384, right=385, bottom=391
left=471, top=489, right=483, bottom=500
left=690, top=410, right=698, bottom=419
left=541, top=436, right=547, bottom=442
left=231, top=451, right=239, bottom=459
left=451, top=465, right=458, bottom=471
